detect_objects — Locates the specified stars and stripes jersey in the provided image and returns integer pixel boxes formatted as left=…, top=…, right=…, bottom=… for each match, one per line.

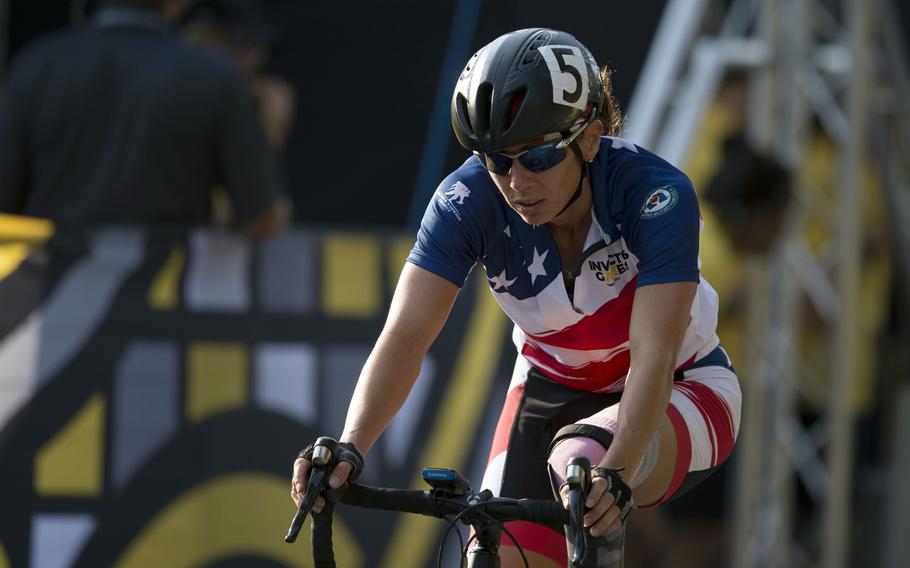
left=407, top=136, right=721, bottom=393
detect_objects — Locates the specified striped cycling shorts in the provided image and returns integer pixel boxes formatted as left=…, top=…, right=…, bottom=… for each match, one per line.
left=478, top=346, right=741, bottom=565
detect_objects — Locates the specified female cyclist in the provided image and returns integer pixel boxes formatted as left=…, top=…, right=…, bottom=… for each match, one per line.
left=292, top=28, right=741, bottom=567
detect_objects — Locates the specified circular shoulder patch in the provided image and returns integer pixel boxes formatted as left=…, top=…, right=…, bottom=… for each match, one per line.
left=640, top=186, right=679, bottom=219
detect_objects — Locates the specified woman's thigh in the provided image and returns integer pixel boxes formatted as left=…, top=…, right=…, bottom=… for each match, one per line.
left=549, top=356, right=742, bottom=506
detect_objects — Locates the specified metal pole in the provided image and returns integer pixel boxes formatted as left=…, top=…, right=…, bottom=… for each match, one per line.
left=732, top=258, right=772, bottom=568
left=766, top=244, right=800, bottom=568
left=732, top=1, right=772, bottom=564
left=745, top=0, right=777, bottom=151
left=625, top=0, right=708, bottom=147
left=821, top=0, right=873, bottom=566
left=731, top=3, right=787, bottom=566
left=771, top=3, right=813, bottom=563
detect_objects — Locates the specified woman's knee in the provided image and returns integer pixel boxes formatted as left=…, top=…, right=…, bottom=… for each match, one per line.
left=546, top=424, right=614, bottom=488
left=546, top=420, right=667, bottom=495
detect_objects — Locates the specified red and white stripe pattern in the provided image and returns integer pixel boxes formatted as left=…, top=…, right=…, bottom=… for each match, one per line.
left=667, top=362, right=741, bottom=471
left=480, top=349, right=741, bottom=559
left=488, top=231, right=721, bottom=394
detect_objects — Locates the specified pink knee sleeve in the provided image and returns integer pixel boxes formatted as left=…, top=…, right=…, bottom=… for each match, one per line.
left=547, top=432, right=611, bottom=489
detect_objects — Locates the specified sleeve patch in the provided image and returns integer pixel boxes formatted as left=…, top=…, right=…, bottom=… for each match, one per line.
left=436, top=181, right=473, bottom=222
left=444, top=181, right=472, bottom=205
left=640, top=186, right=679, bottom=219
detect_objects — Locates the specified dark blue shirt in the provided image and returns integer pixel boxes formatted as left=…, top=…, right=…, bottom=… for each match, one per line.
left=0, top=6, right=282, bottom=230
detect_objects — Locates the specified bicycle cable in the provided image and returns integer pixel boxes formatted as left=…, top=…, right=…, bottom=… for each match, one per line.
left=435, top=514, right=466, bottom=568
left=445, top=501, right=531, bottom=568
left=432, top=496, right=472, bottom=568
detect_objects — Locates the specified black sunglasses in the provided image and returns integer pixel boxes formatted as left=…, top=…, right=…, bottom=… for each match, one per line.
left=480, top=139, right=568, bottom=176
left=478, top=116, right=593, bottom=176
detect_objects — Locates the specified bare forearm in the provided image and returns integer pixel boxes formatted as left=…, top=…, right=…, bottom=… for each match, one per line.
left=604, top=281, right=696, bottom=478
left=337, top=264, right=460, bottom=454
left=340, top=330, right=425, bottom=454
left=602, top=356, right=673, bottom=475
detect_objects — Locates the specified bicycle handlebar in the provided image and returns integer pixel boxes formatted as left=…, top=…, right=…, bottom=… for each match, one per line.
left=338, top=482, right=571, bottom=524
left=284, top=436, right=590, bottom=567
left=308, top=482, right=571, bottom=568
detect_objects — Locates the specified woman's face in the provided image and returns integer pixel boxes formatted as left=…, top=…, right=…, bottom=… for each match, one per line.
left=486, top=146, right=581, bottom=226
left=485, top=121, right=603, bottom=226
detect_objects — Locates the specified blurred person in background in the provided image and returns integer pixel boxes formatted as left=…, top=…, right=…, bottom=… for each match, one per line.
left=181, top=0, right=296, bottom=152
left=179, top=0, right=296, bottom=225
left=0, top=0, right=290, bottom=240
left=702, top=133, right=791, bottom=257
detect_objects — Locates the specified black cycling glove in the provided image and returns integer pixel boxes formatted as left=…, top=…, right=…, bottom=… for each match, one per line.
left=297, top=440, right=365, bottom=481
left=591, top=466, right=632, bottom=522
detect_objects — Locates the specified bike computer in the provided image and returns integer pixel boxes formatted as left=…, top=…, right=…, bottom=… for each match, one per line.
left=421, top=467, right=471, bottom=495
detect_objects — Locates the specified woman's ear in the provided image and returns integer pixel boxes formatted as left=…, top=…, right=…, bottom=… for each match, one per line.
left=581, top=119, right=605, bottom=161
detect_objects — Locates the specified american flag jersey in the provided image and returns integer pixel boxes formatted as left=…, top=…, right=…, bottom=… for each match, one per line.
left=408, top=136, right=721, bottom=392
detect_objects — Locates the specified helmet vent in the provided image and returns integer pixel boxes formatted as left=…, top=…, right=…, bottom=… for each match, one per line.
left=475, top=82, right=494, bottom=136
left=456, top=93, right=473, bottom=134
left=501, top=88, right=527, bottom=133
left=517, top=31, right=551, bottom=70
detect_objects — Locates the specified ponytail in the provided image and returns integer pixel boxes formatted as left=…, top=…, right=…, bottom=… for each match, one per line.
left=597, top=67, right=624, bottom=136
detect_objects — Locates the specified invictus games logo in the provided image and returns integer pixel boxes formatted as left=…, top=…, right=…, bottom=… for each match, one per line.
left=641, top=186, right=678, bottom=219
left=588, top=251, right=631, bottom=285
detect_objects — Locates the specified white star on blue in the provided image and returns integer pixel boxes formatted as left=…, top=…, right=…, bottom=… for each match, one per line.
left=527, top=247, right=549, bottom=285
left=489, top=269, right=517, bottom=291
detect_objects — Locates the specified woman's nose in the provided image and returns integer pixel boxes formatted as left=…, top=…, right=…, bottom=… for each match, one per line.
left=509, top=160, right=532, bottom=191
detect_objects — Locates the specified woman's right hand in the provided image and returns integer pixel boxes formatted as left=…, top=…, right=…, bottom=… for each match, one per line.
left=290, top=456, right=355, bottom=513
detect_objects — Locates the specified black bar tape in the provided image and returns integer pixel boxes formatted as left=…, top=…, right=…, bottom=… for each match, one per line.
left=513, top=500, right=570, bottom=526
left=341, top=484, right=452, bottom=517
left=311, top=503, right=336, bottom=568
left=547, top=423, right=615, bottom=458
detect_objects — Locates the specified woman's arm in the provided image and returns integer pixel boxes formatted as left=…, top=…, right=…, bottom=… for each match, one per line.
left=601, top=280, right=696, bottom=476
left=340, top=262, right=461, bottom=453
left=292, top=262, right=461, bottom=508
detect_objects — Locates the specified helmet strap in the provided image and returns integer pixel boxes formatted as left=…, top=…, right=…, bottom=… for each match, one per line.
left=554, top=143, right=590, bottom=218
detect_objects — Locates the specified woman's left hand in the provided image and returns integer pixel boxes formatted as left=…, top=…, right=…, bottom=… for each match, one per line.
left=560, top=469, right=632, bottom=537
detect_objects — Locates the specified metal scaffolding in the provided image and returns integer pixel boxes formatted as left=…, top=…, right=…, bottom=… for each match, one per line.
left=627, top=0, right=909, bottom=566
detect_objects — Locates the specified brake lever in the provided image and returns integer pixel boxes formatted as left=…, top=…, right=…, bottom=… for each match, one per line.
left=565, top=456, right=592, bottom=567
left=285, top=437, right=339, bottom=543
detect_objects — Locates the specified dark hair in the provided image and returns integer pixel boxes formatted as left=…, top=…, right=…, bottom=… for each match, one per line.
left=598, top=67, right=624, bottom=137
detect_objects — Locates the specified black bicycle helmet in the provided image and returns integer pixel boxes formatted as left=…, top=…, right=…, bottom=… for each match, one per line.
left=451, top=28, right=604, bottom=154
